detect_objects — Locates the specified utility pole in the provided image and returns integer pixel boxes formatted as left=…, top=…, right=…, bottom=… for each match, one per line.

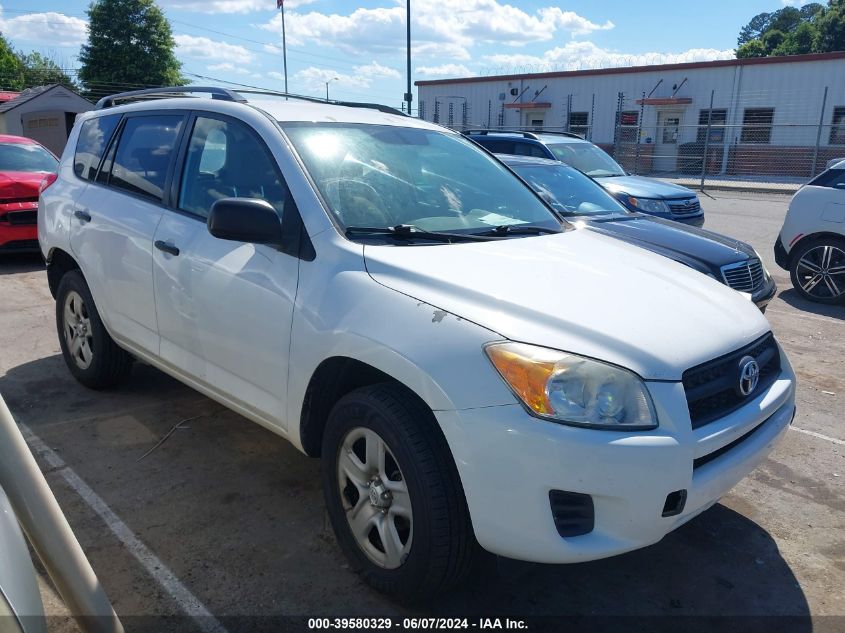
left=405, top=0, right=412, bottom=115
left=277, top=0, right=288, bottom=93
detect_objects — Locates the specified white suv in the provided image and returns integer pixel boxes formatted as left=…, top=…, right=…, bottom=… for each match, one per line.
left=39, top=87, right=796, bottom=599
left=775, top=159, right=845, bottom=304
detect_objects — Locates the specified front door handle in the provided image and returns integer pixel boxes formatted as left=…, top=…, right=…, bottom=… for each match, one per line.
left=74, top=209, right=91, bottom=223
left=154, top=240, right=180, bottom=257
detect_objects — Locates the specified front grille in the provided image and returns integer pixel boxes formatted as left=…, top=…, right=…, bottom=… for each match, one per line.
left=667, top=198, right=701, bottom=216
left=0, top=210, right=37, bottom=225
left=721, top=259, right=765, bottom=294
left=683, top=333, right=781, bottom=429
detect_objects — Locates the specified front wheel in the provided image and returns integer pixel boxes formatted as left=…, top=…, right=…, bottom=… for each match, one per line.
left=789, top=237, right=845, bottom=304
left=321, top=384, right=477, bottom=600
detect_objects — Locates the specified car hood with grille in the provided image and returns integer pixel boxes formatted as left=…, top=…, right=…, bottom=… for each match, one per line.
left=364, top=229, right=771, bottom=381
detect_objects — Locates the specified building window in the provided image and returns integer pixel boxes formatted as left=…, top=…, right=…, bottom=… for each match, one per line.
left=740, top=108, right=774, bottom=144
left=697, top=109, right=727, bottom=143
left=617, top=111, right=639, bottom=143
left=418, top=100, right=426, bottom=120
left=830, top=106, right=845, bottom=145
left=568, top=112, right=588, bottom=137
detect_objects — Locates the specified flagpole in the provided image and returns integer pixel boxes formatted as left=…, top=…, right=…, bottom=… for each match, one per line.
left=281, top=1, right=288, bottom=94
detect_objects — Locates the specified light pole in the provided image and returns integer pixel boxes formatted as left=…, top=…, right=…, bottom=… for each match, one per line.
left=326, top=76, right=339, bottom=102
left=405, top=0, right=412, bottom=115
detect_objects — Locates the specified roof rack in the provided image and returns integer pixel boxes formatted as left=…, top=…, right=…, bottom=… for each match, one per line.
left=94, top=85, right=409, bottom=117
left=462, top=129, right=584, bottom=140
left=94, top=86, right=247, bottom=110
left=236, top=89, right=408, bottom=116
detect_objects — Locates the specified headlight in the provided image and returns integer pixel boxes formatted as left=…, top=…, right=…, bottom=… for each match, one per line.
left=627, top=197, right=669, bottom=214
left=485, top=342, right=657, bottom=430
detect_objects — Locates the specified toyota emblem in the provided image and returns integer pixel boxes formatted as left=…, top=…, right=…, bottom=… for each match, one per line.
left=738, top=356, right=760, bottom=396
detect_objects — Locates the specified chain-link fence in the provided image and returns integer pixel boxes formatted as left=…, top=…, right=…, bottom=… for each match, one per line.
left=430, top=86, right=845, bottom=193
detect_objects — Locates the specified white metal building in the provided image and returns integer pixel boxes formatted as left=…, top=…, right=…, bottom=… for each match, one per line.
left=415, top=52, right=845, bottom=178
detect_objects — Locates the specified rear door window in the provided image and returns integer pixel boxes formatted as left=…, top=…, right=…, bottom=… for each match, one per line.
left=109, top=115, right=184, bottom=203
left=73, top=114, right=121, bottom=180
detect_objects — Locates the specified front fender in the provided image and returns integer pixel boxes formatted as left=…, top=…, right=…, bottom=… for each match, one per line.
left=286, top=236, right=517, bottom=450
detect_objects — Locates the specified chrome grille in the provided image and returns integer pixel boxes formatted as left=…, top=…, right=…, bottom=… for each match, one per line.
left=667, top=198, right=701, bottom=216
left=721, top=259, right=765, bottom=294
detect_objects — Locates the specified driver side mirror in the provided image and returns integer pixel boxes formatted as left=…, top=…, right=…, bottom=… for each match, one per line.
left=207, top=198, right=284, bottom=247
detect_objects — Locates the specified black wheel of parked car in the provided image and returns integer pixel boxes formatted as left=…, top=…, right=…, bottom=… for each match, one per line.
left=321, top=383, right=478, bottom=600
left=789, top=236, right=845, bottom=304
left=55, top=270, right=133, bottom=389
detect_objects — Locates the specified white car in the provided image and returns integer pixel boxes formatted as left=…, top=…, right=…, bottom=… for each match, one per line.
left=39, top=87, right=796, bottom=599
left=775, top=159, right=845, bottom=304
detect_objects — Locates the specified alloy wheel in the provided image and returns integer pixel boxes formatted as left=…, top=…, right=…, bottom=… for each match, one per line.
left=63, top=290, right=94, bottom=370
left=337, top=427, right=413, bottom=569
left=795, top=244, right=845, bottom=300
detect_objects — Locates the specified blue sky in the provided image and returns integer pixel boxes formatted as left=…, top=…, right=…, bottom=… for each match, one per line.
left=0, top=0, right=800, bottom=109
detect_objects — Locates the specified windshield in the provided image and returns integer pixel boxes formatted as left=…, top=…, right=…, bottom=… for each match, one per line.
left=0, top=142, right=58, bottom=173
left=511, top=163, right=629, bottom=216
left=546, top=143, right=625, bottom=178
left=283, top=123, right=562, bottom=237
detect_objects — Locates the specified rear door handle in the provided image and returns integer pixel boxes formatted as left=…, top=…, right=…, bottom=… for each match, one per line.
left=154, top=240, right=180, bottom=257
left=74, top=209, right=91, bottom=223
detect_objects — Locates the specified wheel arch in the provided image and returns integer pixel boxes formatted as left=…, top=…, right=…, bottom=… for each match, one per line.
left=299, top=356, right=446, bottom=459
left=787, top=232, right=845, bottom=265
left=45, top=248, right=80, bottom=299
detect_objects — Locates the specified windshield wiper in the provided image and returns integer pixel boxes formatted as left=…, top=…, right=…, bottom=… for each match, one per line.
left=470, top=224, right=562, bottom=236
left=345, top=224, right=498, bottom=242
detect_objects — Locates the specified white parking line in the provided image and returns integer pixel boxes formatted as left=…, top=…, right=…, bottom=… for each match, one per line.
left=790, top=425, right=845, bottom=446
left=21, top=423, right=230, bottom=633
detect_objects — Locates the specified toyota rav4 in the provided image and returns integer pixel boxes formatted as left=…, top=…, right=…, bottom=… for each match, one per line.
left=38, top=87, right=796, bottom=599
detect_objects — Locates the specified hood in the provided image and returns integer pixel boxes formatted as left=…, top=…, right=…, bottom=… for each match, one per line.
left=364, top=230, right=770, bottom=381
left=0, top=171, right=45, bottom=201
left=582, top=215, right=755, bottom=272
left=597, top=175, right=695, bottom=199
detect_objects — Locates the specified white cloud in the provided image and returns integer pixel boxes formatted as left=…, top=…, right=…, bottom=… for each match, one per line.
left=0, top=8, right=87, bottom=47
left=292, top=61, right=402, bottom=92
left=175, top=34, right=254, bottom=64
left=207, top=62, right=249, bottom=75
left=159, top=0, right=316, bottom=14
left=258, top=1, right=613, bottom=59
left=417, top=63, right=474, bottom=77
left=483, top=42, right=735, bottom=74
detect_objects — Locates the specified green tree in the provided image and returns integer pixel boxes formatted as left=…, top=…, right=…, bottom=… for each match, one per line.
left=0, top=33, right=25, bottom=90
left=736, top=39, right=767, bottom=58
left=738, top=12, right=772, bottom=46
left=79, top=0, right=186, bottom=99
left=735, top=2, right=826, bottom=57
left=772, top=21, right=818, bottom=55
left=814, top=0, right=845, bottom=51
left=761, top=29, right=788, bottom=53
left=18, top=52, right=76, bottom=89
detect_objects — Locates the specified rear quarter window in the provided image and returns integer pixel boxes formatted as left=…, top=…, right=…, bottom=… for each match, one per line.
left=74, top=115, right=121, bottom=181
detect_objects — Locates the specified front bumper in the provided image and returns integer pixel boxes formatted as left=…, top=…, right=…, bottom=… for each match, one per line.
left=752, top=275, right=778, bottom=312
left=774, top=235, right=789, bottom=270
left=437, top=354, right=795, bottom=564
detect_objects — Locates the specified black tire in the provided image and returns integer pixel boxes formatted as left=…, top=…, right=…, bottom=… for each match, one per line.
left=55, top=270, right=133, bottom=389
left=321, top=383, right=478, bottom=600
left=789, top=236, right=845, bottom=305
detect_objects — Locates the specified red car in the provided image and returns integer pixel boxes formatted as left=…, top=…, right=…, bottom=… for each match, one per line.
left=0, top=135, right=58, bottom=253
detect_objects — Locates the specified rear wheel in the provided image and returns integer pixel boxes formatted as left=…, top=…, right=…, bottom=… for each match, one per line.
left=321, top=383, right=477, bottom=600
left=789, top=237, right=845, bottom=304
left=56, top=270, right=133, bottom=388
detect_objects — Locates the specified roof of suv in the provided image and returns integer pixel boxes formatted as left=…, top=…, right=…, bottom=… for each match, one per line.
left=81, top=91, right=441, bottom=132
left=497, top=154, right=563, bottom=167
left=467, top=131, right=590, bottom=146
